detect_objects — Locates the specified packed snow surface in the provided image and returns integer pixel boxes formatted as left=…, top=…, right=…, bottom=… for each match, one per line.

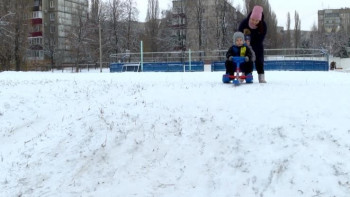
left=1, top=71, right=350, bottom=197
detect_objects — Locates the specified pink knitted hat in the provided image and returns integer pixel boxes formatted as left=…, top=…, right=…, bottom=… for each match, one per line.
left=250, top=6, right=263, bottom=20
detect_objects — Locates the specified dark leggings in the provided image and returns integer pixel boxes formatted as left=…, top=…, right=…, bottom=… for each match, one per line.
left=255, top=55, right=265, bottom=74
left=225, top=60, right=254, bottom=75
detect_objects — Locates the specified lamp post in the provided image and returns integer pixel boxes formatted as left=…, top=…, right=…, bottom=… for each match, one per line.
left=99, top=20, right=102, bottom=73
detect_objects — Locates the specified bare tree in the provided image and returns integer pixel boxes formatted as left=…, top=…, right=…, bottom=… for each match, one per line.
left=157, top=10, right=177, bottom=52
left=294, top=11, right=301, bottom=48
left=194, top=0, right=204, bottom=52
left=66, top=5, right=92, bottom=72
left=214, top=0, right=228, bottom=49
left=43, top=35, right=57, bottom=69
left=309, top=23, right=318, bottom=48
left=13, top=0, right=30, bottom=71
left=91, top=0, right=100, bottom=22
left=0, top=5, right=15, bottom=71
left=1, top=0, right=30, bottom=71
left=244, top=0, right=258, bottom=15
left=88, top=0, right=104, bottom=64
left=268, top=11, right=278, bottom=48
left=104, top=0, right=140, bottom=62
left=107, top=0, right=124, bottom=54
left=285, top=12, right=291, bottom=48
left=213, top=0, right=237, bottom=50
left=124, top=0, right=139, bottom=51
left=144, top=0, right=160, bottom=52
left=327, top=31, right=349, bottom=57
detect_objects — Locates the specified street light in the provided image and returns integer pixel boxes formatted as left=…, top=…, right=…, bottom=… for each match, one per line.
left=99, top=19, right=102, bottom=73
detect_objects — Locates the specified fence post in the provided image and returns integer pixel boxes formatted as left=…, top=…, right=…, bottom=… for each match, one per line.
left=140, top=41, right=143, bottom=72
left=99, top=21, right=102, bottom=73
left=182, top=50, right=185, bottom=72
left=189, top=49, right=191, bottom=71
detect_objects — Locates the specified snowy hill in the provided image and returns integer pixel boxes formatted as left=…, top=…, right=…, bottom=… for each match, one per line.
left=1, top=71, right=350, bottom=197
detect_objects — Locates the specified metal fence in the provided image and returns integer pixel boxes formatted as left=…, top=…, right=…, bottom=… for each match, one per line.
left=110, top=48, right=330, bottom=72
left=110, top=48, right=329, bottom=63
left=110, top=51, right=206, bottom=63
left=211, top=48, right=329, bottom=72
left=264, top=48, right=329, bottom=61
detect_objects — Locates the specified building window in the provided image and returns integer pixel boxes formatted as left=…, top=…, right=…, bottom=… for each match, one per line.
left=30, top=50, right=44, bottom=58
left=33, top=25, right=40, bottom=32
left=32, top=11, right=42, bottom=19
left=29, top=37, right=43, bottom=45
left=50, top=25, right=55, bottom=33
left=34, top=37, right=42, bottom=45
left=50, top=13, right=55, bottom=21
left=50, top=1, right=54, bottom=8
left=34, top=0, right=40, bottom=7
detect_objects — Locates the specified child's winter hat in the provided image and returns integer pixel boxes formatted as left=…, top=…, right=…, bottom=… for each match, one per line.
left=233, top=32, right=245, bottom=43
left=250, top=5, right=263, bottom=20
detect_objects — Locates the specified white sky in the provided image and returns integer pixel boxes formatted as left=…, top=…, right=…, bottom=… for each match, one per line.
left=137, top=0, right=350, bottom=31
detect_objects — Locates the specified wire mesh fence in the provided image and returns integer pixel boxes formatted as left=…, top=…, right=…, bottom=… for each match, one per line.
left=110, top=51, right=206, bottom=63
left=110, top=48, right=328, bottom=63
left=264, top=48, right=329, bottom=61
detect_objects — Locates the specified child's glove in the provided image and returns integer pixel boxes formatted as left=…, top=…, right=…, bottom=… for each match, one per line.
left=245, top=56, right=249, bottom=62
left=228, top=56, right=233, bottom=61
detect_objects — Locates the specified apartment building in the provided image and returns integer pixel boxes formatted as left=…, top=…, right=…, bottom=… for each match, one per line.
left=171, top=0, right=243, bottom=53
left=318, top=8, right=350, bottom=34
left=172, top=0, right=186, bottom=51
left=28, top=0, right=88, bottom=64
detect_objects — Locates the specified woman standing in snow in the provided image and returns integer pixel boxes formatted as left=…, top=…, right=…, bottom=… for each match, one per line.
left=239, top=5, right=267, bottom=83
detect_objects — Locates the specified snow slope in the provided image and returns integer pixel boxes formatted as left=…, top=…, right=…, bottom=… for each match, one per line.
left=1, top=71, right=350, bottom=197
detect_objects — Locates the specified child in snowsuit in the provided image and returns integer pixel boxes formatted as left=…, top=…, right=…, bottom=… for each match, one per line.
left=225, top=32, right=253, bottom=76
left=245, top=34, right=256, bottom=74
left=245, top=34, right=256, bottom=62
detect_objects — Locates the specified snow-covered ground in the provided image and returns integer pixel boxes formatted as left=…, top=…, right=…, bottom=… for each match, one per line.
left=330, top=57, right=350, bottom=71
left=1, top=70, right=350, bottom=197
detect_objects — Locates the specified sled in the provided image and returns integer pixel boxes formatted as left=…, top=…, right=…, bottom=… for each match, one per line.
left=222, top=56, right=253, bottom=85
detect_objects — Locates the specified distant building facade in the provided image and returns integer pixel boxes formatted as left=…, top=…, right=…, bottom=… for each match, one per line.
left=28, top=0, right=88, bottom=65
left=318, top=8, right=350, bottom=34
left=171, top=0, right=186, bottom=51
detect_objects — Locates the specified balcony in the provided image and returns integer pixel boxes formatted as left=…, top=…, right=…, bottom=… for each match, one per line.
left=32, top=18, right=42, bottom=25
left=31, top=32, right=42, bottom=37
left=171, top=24, right=186, bottom=29
left=28, top=36, right=43, bottom=46
left=32, top=11, right=42, bottom=19
left=172, top=13, right=186, bottom=18
left=29, top=45, right=43, bottom=50
left=32, top=6, right=42, bottom=11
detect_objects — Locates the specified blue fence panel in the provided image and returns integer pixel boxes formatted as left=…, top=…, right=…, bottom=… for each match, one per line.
left=143, top=62, right=181, bottom=72
left=264, top=60, right=329, bottom=71
left=184, top=61, right=205, bottom=72
left=110, top=63, right=124, bottom=72
left=211, top=61, right=226, bottom=71
left=110, top=61, right=204, bottom=72
left=143, top=62, right=204, bottom=72
left=113, top=60, right=328, bottom=72
left=211, top=60, right=329, bottom=72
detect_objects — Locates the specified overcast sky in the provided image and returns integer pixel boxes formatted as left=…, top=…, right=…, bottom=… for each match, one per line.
left=136, top=0, right=350, bottom=31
